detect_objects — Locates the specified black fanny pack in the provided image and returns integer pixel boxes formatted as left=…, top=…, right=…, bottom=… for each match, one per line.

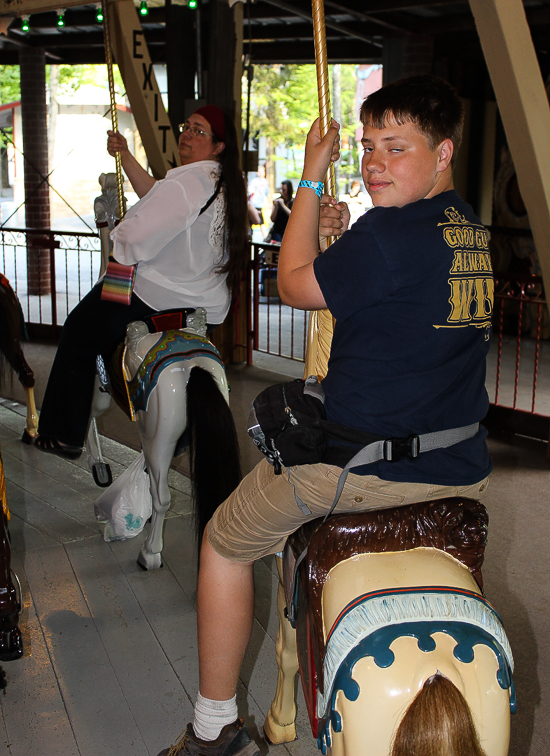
left=247, top=376, right=480, bottom=478
left=247, top=377, right=382, bottom=474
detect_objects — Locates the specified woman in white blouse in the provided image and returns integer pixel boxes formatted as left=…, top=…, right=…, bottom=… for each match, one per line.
left=34, top=105, right=248, bottom=459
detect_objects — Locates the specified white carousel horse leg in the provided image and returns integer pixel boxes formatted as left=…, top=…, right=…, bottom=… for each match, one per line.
left=264, top=555, right=299, bottom=744
left=22, top=385, right=38, bottom=441
left=86, top=374, right=113, bottom=487
left=136, top=369, right=187, bottom=571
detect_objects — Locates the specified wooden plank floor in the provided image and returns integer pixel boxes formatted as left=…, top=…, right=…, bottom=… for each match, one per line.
left=0, top=399, right=319, bottom=756
left=1, top=391, right=550, bottom=756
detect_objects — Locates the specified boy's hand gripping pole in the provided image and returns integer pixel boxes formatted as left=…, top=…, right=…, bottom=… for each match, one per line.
left=304, top=0, right=336, bottom=381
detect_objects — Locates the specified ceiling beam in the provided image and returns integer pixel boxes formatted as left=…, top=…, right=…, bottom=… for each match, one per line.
left=259, top=0, right=383, bottom=46
left=249, top=38, right=382, bottom=63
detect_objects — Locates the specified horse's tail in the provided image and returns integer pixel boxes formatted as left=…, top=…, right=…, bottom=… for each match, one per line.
left=391, top=673, right=487, bottom=756
left=187, top=366, right=242, bottom=547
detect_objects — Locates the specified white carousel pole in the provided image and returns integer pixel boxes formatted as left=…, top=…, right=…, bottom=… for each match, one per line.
left=303, top=0, right=335, bottom=380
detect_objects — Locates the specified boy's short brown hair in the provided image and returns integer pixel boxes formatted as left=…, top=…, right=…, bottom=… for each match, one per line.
left=360, top=75, right=464, bottom=162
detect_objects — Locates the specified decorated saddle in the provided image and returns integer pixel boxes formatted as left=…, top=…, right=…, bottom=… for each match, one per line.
left=99, top=307, right=222, bottom=419
left=282, top=498, right=514, bottom=747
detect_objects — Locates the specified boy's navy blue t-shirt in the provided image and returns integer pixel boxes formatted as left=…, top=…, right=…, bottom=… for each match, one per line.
left=313, top=190, right=493, bottom=486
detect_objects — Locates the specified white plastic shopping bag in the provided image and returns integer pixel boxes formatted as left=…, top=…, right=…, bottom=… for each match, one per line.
left=94, top=451, right=153, bottom=541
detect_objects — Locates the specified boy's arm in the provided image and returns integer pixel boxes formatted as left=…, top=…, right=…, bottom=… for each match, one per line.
left=278, top=119, right=340, bottom=310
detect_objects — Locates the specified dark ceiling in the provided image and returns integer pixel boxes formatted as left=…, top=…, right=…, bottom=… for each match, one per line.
left=1, top=0, right=550, bottom=74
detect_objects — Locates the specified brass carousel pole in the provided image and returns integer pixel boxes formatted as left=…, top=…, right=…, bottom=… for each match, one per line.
left=303, top=0, right=336, bottom=380
left=101, top=0, right=125, bottom=222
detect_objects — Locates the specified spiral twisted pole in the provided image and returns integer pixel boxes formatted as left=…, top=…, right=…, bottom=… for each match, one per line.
left=304, top=0, right=336, bottom=380
left=102, top=0, right=125, bottom=222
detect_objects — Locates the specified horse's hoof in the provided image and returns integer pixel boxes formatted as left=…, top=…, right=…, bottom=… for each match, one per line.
left=92, top=463, right=113, bottom=488
left=0, top=627, right=23, bottom=661
left=21, top=429, right=35, bottom=445
left=137, top=549, right=163, bottom=571
left=263, top=710, right=297, bottom=744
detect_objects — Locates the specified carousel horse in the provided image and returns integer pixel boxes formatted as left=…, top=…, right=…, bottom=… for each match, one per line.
left=88, top=175, right=241, bottom=569
left=0, top=446, right=23, bottom=664
left=264, top=497, right=514, bottom=755
left=0, top=272, right=38, bottom=443
left=88, top=308, right=242, bottom=570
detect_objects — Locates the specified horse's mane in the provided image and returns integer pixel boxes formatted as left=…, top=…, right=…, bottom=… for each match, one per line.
left=391, top=673, right=487, bottom=756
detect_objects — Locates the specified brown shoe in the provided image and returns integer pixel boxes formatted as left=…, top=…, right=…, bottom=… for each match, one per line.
left=156, top=719, right=260, bottom=756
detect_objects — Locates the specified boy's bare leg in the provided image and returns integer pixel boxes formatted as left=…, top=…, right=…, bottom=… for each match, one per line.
left=197, top=533, right=255, bottom=700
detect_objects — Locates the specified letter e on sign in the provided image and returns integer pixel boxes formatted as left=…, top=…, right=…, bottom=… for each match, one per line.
left=133, top=29, right=144, bottom=59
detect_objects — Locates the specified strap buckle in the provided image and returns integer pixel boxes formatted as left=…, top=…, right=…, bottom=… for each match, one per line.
left=383, top=434, right=420, bottom=462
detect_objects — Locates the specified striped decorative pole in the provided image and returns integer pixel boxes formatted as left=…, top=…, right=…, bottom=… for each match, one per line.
left=102, top=0, right=125, bottom=222
left=303, top=0, right=336, bottom=380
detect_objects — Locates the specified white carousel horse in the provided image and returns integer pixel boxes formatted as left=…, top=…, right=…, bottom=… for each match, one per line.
left=87, top=173, right=241, bottom=569
left=88, top=308, right=241, bottom=570
left=264, top=498, right=514, bottom=756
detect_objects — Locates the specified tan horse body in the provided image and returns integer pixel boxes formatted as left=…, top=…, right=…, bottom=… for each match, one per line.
left=264, top=498, right=514, bottom=756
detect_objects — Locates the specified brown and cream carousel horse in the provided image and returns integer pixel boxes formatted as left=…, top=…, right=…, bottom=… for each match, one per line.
left=264, top=497, right=514, bottom=755
left=0, top=274, right=30, bottom=665
left=0, top=273, right=38, bottom=443
left=0, top=446, right=22, bottom=667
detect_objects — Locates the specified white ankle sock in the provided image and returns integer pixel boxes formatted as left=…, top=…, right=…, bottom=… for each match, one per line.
left=193, top=692, right=238, bottom=742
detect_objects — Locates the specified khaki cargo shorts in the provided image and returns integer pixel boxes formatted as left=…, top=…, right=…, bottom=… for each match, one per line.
left=207, top=458, right=490, bottom=563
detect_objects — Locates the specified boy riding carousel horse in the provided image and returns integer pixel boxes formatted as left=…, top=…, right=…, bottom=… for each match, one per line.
left=156, top=74, right=496, bottom=756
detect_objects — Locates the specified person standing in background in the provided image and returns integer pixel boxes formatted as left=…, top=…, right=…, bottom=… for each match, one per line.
left=248, top=164, right=270, bottom=234
left=269, top=180, right=294, bottom=242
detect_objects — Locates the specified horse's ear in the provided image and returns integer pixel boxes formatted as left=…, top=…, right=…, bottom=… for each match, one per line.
left=390, top=674, right=486, bottom=756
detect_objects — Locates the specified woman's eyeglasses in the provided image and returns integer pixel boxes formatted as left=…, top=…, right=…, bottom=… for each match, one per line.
left=178, top=123, right=213, bottom=138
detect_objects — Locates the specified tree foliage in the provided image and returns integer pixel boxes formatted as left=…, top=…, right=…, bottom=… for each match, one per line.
left=0, top=63, right=124, bottom=105
left=53, top=64, right=124, bottom=95
left=0, top=66, right=20, bottom=105
left=244, top=63, right=361, bottom=186
left=245, top=64, right=359, bottom=147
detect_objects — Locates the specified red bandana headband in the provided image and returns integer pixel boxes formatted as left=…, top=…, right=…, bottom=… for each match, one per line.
left=193, top=105, right=226, bottom=142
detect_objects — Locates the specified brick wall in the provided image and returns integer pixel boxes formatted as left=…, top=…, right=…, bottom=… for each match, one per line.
left=20, top=46, right=51, bottom=295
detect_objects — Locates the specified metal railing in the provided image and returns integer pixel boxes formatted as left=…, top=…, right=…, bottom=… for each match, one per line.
left=251, top=241, right=309, bottom=363
left=0, top=227, right=101, bottom=336
left=1, top=230, right=548, bottom=439
left=250, top=245, right=549, bottom=439
left=486, top=274, right=549, bottom=439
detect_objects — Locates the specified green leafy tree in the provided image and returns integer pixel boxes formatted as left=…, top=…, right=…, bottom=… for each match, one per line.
left=244, top=64, right=361, bottom=191
left=0, top=66, right=20, bottom=152
left=0, top=65, right=20, bottom=105
left=53, top=64, right=124, bottom=95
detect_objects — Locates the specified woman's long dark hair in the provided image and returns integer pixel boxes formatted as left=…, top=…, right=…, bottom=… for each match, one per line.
left=281, top=179, right=294, bottom=204
left=211, top=112, right=249, bottom=295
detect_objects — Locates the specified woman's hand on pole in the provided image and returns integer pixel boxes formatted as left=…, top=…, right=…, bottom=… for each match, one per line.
left=302, top=118, right=341, bottom=184
left=107, top=130, right=129, bottom=158
left=106, top=129, right=156, bottom=199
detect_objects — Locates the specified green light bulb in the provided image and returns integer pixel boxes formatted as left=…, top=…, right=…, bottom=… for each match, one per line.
left=139, top=1, right=149, bottom=16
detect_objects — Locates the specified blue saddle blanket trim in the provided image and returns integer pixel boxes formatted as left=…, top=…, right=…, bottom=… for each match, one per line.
left=128, top=331, right=224, bottom=413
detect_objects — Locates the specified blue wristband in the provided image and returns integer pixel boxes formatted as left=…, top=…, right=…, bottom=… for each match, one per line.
left=298, top=179, right=324, bottom=199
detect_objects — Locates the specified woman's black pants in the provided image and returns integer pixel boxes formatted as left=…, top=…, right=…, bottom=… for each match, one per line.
left=38, top=283, right=156, bottom=447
